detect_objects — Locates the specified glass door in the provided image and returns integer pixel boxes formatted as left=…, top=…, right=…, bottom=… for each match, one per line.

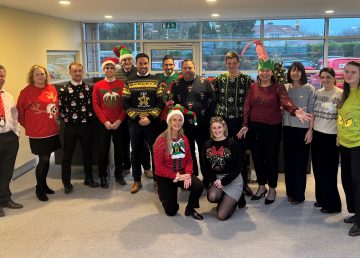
left=143, top=42, right=200, bottom=74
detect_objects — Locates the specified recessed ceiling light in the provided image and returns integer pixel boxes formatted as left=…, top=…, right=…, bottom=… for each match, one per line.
left=105, top=15, right=113, bottom=19
left=211, top=13, right=220, bottom=17
left=325, top=10, right=334, bottom=14
left=59, top=1, right=71, bottom=5
left=207, top=0, right=217, bottom=2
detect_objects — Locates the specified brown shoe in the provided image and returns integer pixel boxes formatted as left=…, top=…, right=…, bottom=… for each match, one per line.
left=5, top=200, right=23, bottom=209
left=130, top=182, right=142, bottom=194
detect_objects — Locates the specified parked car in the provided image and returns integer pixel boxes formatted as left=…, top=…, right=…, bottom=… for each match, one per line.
left=309, top=57, right=360, bottom=88
left=282, top=60, right=316, bottom=70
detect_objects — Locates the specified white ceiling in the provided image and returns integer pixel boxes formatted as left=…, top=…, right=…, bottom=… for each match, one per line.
left=0, top=0, right=360, bottom=22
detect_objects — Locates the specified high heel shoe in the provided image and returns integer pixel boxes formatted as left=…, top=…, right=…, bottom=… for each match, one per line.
left=251, top=189, right=268, bottom=200
left=265, top=190, right=276, bottom=205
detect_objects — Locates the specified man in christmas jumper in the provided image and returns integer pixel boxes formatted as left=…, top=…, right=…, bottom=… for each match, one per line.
left=113, top=45, right=152, bottom=177
left=155, top=54, right=180, bottom=133
left=170, top=59, right=216, bottom=176
left=213, top=51, right=254, bottom=199
left=0, top=65, right=23, bottom=217
left=93, top=58, right=127, bottom=188
left=122, top=53, right=164, bottom=194
left=58, top=62, right=99, bottom=194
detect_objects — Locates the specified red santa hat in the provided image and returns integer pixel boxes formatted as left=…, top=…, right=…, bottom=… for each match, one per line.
left=101, top=57, right=119, bottom=70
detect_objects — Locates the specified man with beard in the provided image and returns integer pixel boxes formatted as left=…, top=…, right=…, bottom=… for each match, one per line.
left=170, top=59, right=216, bottom=176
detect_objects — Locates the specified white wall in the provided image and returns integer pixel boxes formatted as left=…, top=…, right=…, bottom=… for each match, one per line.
left=0, top=6, right=82, bottom=169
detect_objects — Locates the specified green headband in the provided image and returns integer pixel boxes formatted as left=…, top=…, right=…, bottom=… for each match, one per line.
left=258, top=59, right=274, bottom=71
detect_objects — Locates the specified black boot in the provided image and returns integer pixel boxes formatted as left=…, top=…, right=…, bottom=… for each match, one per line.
left=43, top=184, right=55, bottom=194
left=100, top=177, right=109, bottom=189
left=36, top=185, right=48, bottom=202
left=237, top=193, right=246, bottom=209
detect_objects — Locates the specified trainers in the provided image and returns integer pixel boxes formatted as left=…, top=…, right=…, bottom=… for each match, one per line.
left=130, top=181, right=142, bottom=194
left=144, top=169, right=153, bottom=178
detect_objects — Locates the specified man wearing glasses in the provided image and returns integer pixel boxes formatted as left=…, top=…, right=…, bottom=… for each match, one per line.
left=92, top=58, right=127, bottom=188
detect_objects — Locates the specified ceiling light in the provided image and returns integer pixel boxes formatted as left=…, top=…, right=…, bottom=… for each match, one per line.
left=207, top=0, right=217, bottom=2
left=59, top=1, right=71, bottom=5
left=325, top=10, right=334, bottom=14
left=211, top=13, right=220, bottom=17
left=105, top=15, right=113, bottom=19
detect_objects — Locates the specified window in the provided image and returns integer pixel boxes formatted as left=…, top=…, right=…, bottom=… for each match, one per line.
left=329, top=18, right=360, bottom=36
left=143, top=22, right=199, bottom=40
left=46, top=51, right=78, bottom=82
left=84, top=23, right=140, bottom=40
left=264, top=19, right=325, bottom=38
left=202, top=20, right=259, bottom=39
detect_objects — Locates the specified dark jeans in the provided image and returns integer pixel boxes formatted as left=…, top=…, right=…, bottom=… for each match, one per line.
left=340, top=145, right=360, bottom=223
left=225, top=118, right=248, bottom=184
left=156, top=175, right=204, bottom=216
left=183, top=124, right=209, bottom=176
left=129, top=120, right=159, bottom=182
left=249, top=122, right=282, bottom=188
left=98, top=121, right=128, bottom=179
left=312, top=130, right=341, bottom=211
left=0, top=131, right=19, bottom=203
left=283, top=126, right=310, bottom=202
left=61, top=124, right=93, bottom=185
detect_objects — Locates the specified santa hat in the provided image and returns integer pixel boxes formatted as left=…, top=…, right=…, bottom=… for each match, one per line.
left=101, top=57, right=118, bottom=70
left=167, top=104, right=197, bottom=126
left=241, top=40, right=274, bottom=71
left=113, top=45, right=134, bottom=62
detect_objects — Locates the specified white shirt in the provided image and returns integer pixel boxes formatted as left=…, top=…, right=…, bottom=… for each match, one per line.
left=0, top=89, right=20, bottom=136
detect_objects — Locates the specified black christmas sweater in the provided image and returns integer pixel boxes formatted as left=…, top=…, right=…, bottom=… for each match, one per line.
left=58, top=81, right=93, bottom=125
left=170, top=76, right=216, bottom=127
left=201, top=137, right=241, bottom=187
left=122, top=74, right=164, bottom=123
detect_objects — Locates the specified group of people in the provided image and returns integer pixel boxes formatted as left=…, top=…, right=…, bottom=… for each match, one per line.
left=0, top=43, right=359, bottom=236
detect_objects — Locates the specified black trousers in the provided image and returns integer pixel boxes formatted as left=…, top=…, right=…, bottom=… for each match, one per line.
left=283, top=126, right=310, bottom=202
left=225, top=118, right=248, bottom=184
left=183, top=124, right=209, bottom=176
left=98, top=121, right=128, bottom=179
left=61, top=124, right=93, bottom=185
left=340, top=145, right=360, bottom=223
left=249, top=122, right=282, bottom=188
left=0, top=131, right=19, bottom=203
left=156, top=175, right=204, bottom=216
left=311, top=130, right=341, bottom=211
left=129, top=120, right=158, bottom=182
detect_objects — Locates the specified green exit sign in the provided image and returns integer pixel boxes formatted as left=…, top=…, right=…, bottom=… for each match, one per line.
left=162, top=22, right=177, bottom=29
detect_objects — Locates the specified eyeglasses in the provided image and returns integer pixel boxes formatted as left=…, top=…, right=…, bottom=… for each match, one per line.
left=104, top=66, right=115, bottom=70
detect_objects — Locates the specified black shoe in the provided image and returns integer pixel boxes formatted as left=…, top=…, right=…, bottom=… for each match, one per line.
left=349, top=223, right=360, bottom=237
left=237, top=194, right=246, bottom=209
left=44, top=185, right=55, bottom=194
left=314, top=202, right=321, bottom=208
left=244, top=184, right=254, bottom=197
left=115, top=176, right=126, bottom=186
left=265, top=190, right=276, bottom=205
left=344, top=215, right=357, bottom=224
left=320, top=208, right=341, bottom=214
left=64, top=184, right=74, bottom=194
left=185, top=208, right=203, bottom=220
left=36, top=186, right=48, bottom=202
left=251, top=189, right=268, bottom=200
left=4, top=200, right=23, bottom=209
left=84, top=179, right=99, bottom=188
left=100, top=177, right=109, bottom=189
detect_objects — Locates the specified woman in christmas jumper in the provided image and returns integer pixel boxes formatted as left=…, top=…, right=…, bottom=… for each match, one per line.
left=201, top=117, right=244, bottom=220
left=238, top=58, right=312, bottom=205
left=337, top=61, right=360, bottom=237
left=153, top=107, right=204, bottom=220
left=17, top=65, right=61, bottom=202
left=283, top=62, right=315, bottom=205
left=311, top=67, right=342, bottom=213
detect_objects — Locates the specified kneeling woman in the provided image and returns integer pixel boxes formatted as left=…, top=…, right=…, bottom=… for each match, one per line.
left=153, top=106, right=204, bottom=220
left=201, top=117, right=244, bottom=220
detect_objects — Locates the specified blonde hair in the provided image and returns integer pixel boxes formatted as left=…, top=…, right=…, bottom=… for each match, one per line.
left=209, top=116, right=228, bottom=139
left=162, top=115, right=185, bottom=154
left=27, top=65, right=49, bottom=85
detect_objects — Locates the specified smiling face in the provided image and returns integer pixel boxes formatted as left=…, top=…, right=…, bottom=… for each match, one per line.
left=33, top=68, right=47, bottom=86
left=103, top=64, right=115, bottom=79
left=211, top=122, right=226, bottom=140
left=258, top=68, right=273, bottom=84
left=320, top=71, right=336, bottom=89
left=170, top=114, right=183, bottom=132
left=226, top=57, right=240, bottom=75
left=344, top=64, right=360, bottom=87
left=181, top=60, right=195, bottom=81
left=121, top=57, right=133, bottom=71
left=163, top=58, right=175, bottom=76
left=290, top=67, right=302, bottom=83
left=69, top=64, right=84, bottom=83
left=136, top=57, right=149, bottom=76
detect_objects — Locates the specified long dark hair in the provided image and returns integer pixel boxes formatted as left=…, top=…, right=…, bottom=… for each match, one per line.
left=287, top=62, right=308, bottom=85
left=338, top=61, right=360, bottom=108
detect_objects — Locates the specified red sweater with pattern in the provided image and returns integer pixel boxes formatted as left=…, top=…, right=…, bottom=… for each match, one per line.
left=17, top=84, right=59, bottom=138
left=153, top=134, right=193, bottom=179
left=92, top=79, right=126, bottom=124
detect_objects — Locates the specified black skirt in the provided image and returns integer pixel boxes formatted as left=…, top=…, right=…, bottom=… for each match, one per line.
left=29, top=135, right=61, bottom=155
